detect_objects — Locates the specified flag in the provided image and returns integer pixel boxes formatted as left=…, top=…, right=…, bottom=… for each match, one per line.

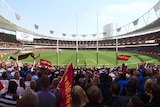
left=15, top=12, right=21, bottom=20
left=59, top=63, right=74, bottom=107
left=72, top=34, right=76, bottom=37
left=34, top=24, right=39, bottom=29
left=133, top=19, right=139, bottom=26
left=40, top=59, right=52, bottom=67
left=117, top=27, right=121, bottom=32
left=92, top=34, right=96, bottom=37
left=0, top=81, right=4, bottom=91
left=62, top=33, right=66, bottom=36
left=9, top=53, right=37, bottom=61
left=103, top=32, right=107, bottom=35
left=82, top=34, right=86, bottom=37
left=50, top=30, right=54, bottom=34
left=117, top=55, right=131, bottom=61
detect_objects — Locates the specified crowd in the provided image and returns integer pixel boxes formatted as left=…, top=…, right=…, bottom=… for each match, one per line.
left=0, top=60, right=159, bottom=107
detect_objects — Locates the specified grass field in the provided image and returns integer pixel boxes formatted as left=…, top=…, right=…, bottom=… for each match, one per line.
left=2, top=50, right=160, bottom=68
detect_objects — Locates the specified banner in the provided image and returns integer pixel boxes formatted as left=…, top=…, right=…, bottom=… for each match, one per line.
left=117, top=55, right=131, bottom=61
left=59, top=63, right=74, bottom=107
left=16, top=31, right=33, bottom=42
left=40, top=59, right=52, bottom=67
left=9, top=53, right=37, bottom=61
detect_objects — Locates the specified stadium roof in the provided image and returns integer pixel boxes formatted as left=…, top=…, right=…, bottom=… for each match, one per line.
left=0, top=15, right=53, bottom=39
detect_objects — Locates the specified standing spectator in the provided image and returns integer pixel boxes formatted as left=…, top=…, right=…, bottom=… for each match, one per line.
left=72, top=85, right=88, bottom=107
left=108, top=81, right=120, bottom=106
left=50, top=78, right=60, bottom=107
left=0, top=72, right=9, bottom=94
left=12, top=71, right=20, bottom=86
left=30, top=80, right=37, bottom=92
left=118, top=74, right=128, bottom=96
left=0, top=81, right=18, bottom=107
left=144, top=83, right=160, bottom=107
left=84, top=85, right=103, bottom=107
left=16, top=78, right=25, bottom=96
left=127, top=96, right=144, bottom=107
left=111, top=80, right=137, bottom=107
left=97, top=73, right=112, bottom=106
left=122, top=63, right=127, bottom=74
left=19, top=65, right=32, bottom=81
left=21, top=88, right=39, bottom=107
left=37, top=75, right=57, bottom=107
left=25, top=74, right=32, bottom=89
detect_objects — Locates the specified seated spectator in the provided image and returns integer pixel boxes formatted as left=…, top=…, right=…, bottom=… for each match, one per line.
left=84, top=85, right=103, bottom=107
left=72, top=85, right=88, bottom=107
left=37, top=75, right=57, bottom=107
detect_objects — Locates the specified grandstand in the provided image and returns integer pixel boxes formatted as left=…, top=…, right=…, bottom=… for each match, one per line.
left=0, top=0, right=160, bottom=66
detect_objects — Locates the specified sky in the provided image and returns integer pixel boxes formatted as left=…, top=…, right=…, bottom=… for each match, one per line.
left=2, top=0, right=159, bottom=39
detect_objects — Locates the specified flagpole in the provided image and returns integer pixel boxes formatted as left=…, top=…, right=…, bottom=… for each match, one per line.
left=96, top=12, right=99, bottom=65
left=56, top=25, right=59, bottom=66
left=76, top=13, right=78, bottom=65
left=116, top=23, right=118, bottom=66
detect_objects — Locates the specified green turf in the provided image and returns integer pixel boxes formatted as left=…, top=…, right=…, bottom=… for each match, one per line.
left=2, top=50, right=160, bottom=68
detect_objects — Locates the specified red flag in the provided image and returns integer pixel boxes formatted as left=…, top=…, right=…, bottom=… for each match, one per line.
left=59, top=63, right=74, bottom=107
left=0, top=81, right=4, bottom=91
left=40, top=59, right=52, bottom=67
left=117, top=55, right=131, bottom=61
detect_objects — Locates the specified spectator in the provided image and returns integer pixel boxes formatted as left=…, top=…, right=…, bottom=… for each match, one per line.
left=144, top=69, right=156, bottom=84
left=21, top=88, right=39, bottom=107
left=0, top=80, right=18, bottom=107
left=0, top=71, right=9, bottom=94
left=37, top=75, right=57, bottom=107
left=72, top=85, right=88, bottom=107
left=98, top=73, right=112, bottom=106
left=108, top=81, right=120, bottom=106
left=16, top=78, right=25, bottom=96
left=84, top=85, right=103, bottom=107
left=25, top=74, right=32, bottom=89
left=30, top=80, right=37, bottom=92
left=118, top=74, right=128, bottom=96
left=144, top=83, right=160, bottom=107
left=111, top=80, right=137, bottom=107
left=142, top=79, right=153, bottom=104
left=19, top=65, right=32, bottom=81
left=12, top=71, right=20, bottom=86
left=50, top=78, right=60, bottom=107
left=127, top=95, right=144, bottom=107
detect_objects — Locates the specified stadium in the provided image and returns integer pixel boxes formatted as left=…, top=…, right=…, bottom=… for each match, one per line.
left=0, top=0, right=159, bottom=68
left=0, top=0, right=160, bottom=107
